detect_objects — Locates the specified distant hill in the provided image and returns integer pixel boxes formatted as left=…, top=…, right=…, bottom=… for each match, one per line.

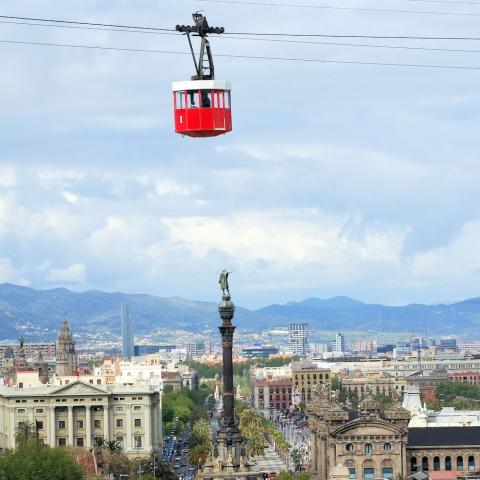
left=0, top=283, right=479, bottom=340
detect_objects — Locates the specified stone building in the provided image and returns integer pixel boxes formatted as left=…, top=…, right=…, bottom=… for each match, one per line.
left=0, top=380, right=162, bottom=456
left=308, top=386, right=410, bottom=480
left=251, top=366, right=292, bottom=417
left=292, top=361, right=331, bottom=403
left=55, top=321, right=78, bottom=376
left=341, top=375, right=406, bottom=398
left=308, top=385, right=480, bottom=479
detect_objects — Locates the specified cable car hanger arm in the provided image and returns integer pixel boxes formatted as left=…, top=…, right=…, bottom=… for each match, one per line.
left=176, top=12, right=225, bottom=80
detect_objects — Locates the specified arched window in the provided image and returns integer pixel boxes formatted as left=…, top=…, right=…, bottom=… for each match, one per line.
left=457, top=456, right=464, bottom=471
left=434, top=457, right=440, bottom=471
left=382, top=460, right=393, bottom=479
left=422, top=457, right=429, bottom=471
left=445, top=456, right=452, bottom=471
left=468, top=456, right=475, bottom=471
left=384, top=443, right=392, bottom=451
left=363, top=460, right=375, bottom=480
left=364, top=443, right=373, bottom=454
left=411, top=457, right=418, bottom=473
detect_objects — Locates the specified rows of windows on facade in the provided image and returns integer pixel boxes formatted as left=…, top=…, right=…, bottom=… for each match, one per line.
left=0, top=308, right=162, bottom=456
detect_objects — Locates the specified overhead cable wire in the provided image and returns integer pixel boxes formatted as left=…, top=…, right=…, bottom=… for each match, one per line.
left=197, top=0, right=480, bottom=16
left=0, top=14, right=177, bottom=32
left=0, top=19, right=181, bottom=36
left=1, top=38, right=480, bottom=70
left=7, top=17, right=480, bottom=52
left=224, top=34, right=480, bottom=54
left=3, top=13, right=480, bottom=41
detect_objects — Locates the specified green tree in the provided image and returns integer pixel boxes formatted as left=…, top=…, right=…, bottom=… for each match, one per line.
left=0, top=439, right=85, bottom=480
left=14, top=421, right=38, bottom=444
left=290, top=449, right=303, bottom=471
left=330, top=376, right=341, bottom=391
left=278, top=470, right=311, bottom=480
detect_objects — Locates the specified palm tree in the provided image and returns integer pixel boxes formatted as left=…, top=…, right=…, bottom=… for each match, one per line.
left=239, top=408, right=263, bottom=432
left=191, top=418, right=212, bottom=445
left=246, top=433, right=266, bottom=457
left=15, top=421, right=38, bottom=444
left=105, top=440, right=122, bottom=453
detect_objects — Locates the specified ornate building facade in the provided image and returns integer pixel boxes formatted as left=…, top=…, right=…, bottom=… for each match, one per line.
left=308, top=387, right=480, bottom=479
left=0, top=380, right=162, bottom=456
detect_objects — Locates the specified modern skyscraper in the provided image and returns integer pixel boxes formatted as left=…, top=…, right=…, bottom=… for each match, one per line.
left=121, top=304, right=134, bottom=360
left=335, top=333, right=346, bottom=353
left=288, top=323, right=310, bottom=356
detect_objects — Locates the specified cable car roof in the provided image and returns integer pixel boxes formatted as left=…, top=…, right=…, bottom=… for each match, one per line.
left=172, top=80, right=232, bottom=92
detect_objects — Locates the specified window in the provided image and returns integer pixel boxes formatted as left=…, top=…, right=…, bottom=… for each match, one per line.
left=94, top=420, right=101, bottom=429
left=411, top=457, right=418, bottom=473
left=457, top=456, right=464, bottom=471
left=97, top=379, right=101, bottom=385
left=35, top=408, right=43, bottom=413
left=225, top=91, right=231, bottom=109
left=133, top=406, right=142, bottom=411
left=134, top=435, right=142, bottom=448
left=469, top=456, right=476, bottom=471
left=384, top=443, right=392, bottom=451
left=76, top=437, right=84, bottom=447
left=134, top=419, right=142, bottom=427
left=346, top=443, right=354, bottom=453
left=363, top=468, right=374, bottom=480
left=433, top=456, right=440, bottom=471
left=116, top=419, right=124, bottom=428
left=58, top=438, right=66, bottom=447
left=115, top=406, right=124, bottom=412
left=445, top=456, right=452, bottom=471
left=187, top=90, right=199, bottom=108
left=175, top=91, right=185, bottom=109
left=17, top=408, right=26, bottom=414
left=76, top=420, right=84, bottom=429
left=382, top=468, right=393, bottom=479
left=201, top=90, right=212, bottom=108
left=348, top=468, right=356, bottom=479
left=364, top=443, right=373, bottom=454
left=116, top=436, right=124, bottom=449
left=36, top=421, right=44, bottom=430
left=422, top=457, right=429, bottom=471
left=59, top=420, right=66, bottom=429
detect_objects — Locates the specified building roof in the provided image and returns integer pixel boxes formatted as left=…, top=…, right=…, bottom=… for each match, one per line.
left=428, top=471, right=459, bottom=480
left=409, top=427, right=480, bottom=447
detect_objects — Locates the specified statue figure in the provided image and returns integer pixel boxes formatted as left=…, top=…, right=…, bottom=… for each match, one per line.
left=219, top=269, right=230, bottom=296
left=18, top=336, right=24, bottom=348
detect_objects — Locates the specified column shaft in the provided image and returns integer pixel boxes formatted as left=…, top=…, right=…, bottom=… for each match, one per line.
left=144, top=403, right=151, bottom=452
left=86, top=406, right=92, bottom=448
left=48, top=407, right=56, bottom=447
left=126, top=406, right=132, bottom=451
left=103, top=405, right=110, bottom=441
left=9, top=407, right=15, bottom=449
left=68, top=406, right=74, bottom=446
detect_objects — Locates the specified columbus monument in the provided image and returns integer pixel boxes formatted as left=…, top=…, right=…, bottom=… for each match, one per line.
left=196, top=271, right=259, bottom=479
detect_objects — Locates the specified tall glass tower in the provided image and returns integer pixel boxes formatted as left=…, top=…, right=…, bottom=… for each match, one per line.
left=121, top=304, right=134, bottom=360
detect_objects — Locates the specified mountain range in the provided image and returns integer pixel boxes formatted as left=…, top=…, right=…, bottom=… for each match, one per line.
left=0, top=283, right=479, bottom=341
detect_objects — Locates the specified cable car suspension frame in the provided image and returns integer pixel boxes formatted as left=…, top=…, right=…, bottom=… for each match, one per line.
left=176, top=13, right=225, bottom=80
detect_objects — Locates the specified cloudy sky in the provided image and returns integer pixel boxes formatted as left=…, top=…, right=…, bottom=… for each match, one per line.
left=0, top=0, right=479, bottom=308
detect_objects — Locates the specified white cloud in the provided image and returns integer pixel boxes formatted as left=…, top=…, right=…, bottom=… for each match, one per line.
left=0, top=258, right=30, bottom=286
left=46, top=263, right=87, bottom=284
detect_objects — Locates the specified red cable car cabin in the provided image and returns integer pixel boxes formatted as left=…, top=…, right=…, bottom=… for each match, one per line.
left=172, top=80, right=232, bottom=138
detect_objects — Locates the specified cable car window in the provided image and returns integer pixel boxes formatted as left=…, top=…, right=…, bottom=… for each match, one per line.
left=217, top=90, right=224, bottom=108
left=201, top=90, right=212, bottom=108
left=187, top=90, right=199, bottom=108
left=225, top=91, right=231, bottom=109
left=175, top=91, right=185, bottom=109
